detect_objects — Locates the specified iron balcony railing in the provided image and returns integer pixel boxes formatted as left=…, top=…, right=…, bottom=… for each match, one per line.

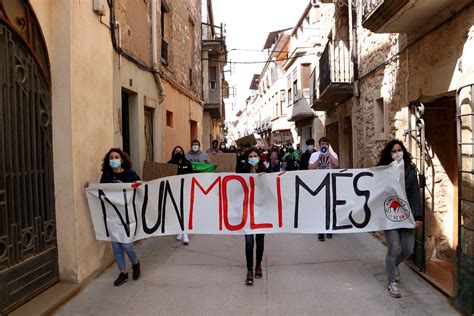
left=362, top=0, right=383, bottom=22
left=161, top=39, right=168, bottom=64
left=202, top=22, right=224, bottom=41
left=319, top=40, right=353, bottom=95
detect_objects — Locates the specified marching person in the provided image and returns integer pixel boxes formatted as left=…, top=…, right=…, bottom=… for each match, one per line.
left=308, top=137, right=339, bottom=241
left=169, top=145, right=193, bottom=244
left=298, top=138, right=316, bottom=170
left=84, top=148, right=142, bottom=286
left=206, top=139, right=223, bottom=154
left=180, top=139, right=213, bottom=245
left=267, top=147, right=281, bottom=172
left=378, top=139, right=423, bottom=298
left=219, top=141, right=227, bottom=153
left=238, top=148, right=267, bottom=286
left=186, top=139, right=212, bottom=164
left=168, top=145, right=193, bottom=175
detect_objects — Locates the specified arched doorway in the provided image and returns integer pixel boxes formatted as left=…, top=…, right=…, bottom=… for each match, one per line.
left=0, top=1, right=58, bottom=313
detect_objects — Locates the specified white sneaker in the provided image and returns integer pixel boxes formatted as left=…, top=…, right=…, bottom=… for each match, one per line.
left=388, top=282, right=401, bottom=298
left=182, top=234, right=189, bottom=245
left=176, top=234, right=183, bottom=241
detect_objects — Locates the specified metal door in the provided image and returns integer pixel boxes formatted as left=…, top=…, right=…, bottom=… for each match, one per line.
left=406, top=102, right=426, bottom=272
left=454, top=83, right=474, bottom=313
left=0, top=2, right=58, bottom=313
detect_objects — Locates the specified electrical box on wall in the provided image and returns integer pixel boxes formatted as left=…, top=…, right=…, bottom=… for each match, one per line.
left=93, top=0, right=105, bottom=16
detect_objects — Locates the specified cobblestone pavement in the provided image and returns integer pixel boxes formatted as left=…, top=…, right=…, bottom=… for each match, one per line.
left=55, top=233, right=460, bottom=315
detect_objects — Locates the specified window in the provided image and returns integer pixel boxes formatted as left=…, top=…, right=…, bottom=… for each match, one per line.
left=161, top=4, right=170, bottom=64
left=166, top=110, right=173, bottom=127
left=302, top=64, right=311, bottom=98
left=209, top=66, right=217, bottom=90
left=287, top=75, right=292, bottom=105
left=374, top=98, right=385, bottom=134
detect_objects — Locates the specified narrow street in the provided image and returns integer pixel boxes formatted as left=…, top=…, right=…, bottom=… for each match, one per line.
left=55, top=233, right=458, bottom=315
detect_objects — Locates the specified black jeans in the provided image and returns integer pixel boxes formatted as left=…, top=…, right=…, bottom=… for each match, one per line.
left=245, top=234, right=265, bottom=272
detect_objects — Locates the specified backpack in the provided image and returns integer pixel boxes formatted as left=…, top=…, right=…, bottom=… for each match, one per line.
left=285, top=154, right=299, bottom=171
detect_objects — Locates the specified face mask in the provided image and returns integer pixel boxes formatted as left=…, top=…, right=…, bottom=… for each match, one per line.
left=174, top=152, right=184, bottom=159
left=392, top=152, right=403, bottom=162
left=220, top=146, right=225, bottom=149
left=192, top=145, right=199, bottom=152
left=109, top=159, right=121, bottom=169
left=307, top=145, right=314, bottom=151
left=248, top=157, right=260, bottom=166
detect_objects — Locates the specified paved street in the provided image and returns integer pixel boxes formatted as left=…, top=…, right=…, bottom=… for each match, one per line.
left=55, top=233, right=459, bottom=316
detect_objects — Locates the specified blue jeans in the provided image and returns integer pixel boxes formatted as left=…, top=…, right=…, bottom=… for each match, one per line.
left=384, top=229, right=415, bottom=283
left=112, top=242, right=138, bottom=271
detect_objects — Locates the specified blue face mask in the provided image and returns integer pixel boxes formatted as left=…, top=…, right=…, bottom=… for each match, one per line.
left=248, top=157, right=260, bottom=166
left=109, top=159, right=121, bottom=169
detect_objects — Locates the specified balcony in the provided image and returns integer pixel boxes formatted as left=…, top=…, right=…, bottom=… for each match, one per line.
left=313, top=41, right=353, bottom=111
left=362, top=0, right=463, bottom=33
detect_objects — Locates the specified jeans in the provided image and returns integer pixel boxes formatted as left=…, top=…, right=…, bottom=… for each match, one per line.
left=384, top=229, right=415, bottom=283
left=245, top=234, right=265, bottom=272
left=112, top=241, right=139, bottom=271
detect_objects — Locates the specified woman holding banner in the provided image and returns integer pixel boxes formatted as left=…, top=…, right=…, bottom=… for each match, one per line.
left=378, top=140, right=423, bottom=298
left=84, top=148, right=142, bottom=286
left=238, top=148, right=267, bottom=286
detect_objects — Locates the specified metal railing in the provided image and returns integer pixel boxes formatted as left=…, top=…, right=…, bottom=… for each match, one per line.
left=361, top=0, right=383, bottom=22
left=319, top=40, right=353, bottom=95
left=202, top=22, right=225, bottom=41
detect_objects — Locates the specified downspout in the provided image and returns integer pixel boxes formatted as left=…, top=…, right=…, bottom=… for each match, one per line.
left=151, top=0, right=165, bottom=103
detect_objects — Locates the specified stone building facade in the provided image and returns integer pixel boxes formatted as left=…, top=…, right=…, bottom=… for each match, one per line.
left=0, top=0, right=210, bottom=313
left=310, top=0, right=473, bottom=312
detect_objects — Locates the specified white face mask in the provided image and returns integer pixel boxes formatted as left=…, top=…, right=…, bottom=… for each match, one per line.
left=192, top=145, right=199, bottom=152
left=307, top=145, right=314, bottom=151
left=392, top=152, right=403, bottom=162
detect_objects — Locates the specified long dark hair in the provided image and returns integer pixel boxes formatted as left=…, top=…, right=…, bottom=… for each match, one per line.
left=101, top=148, right=133, bottom=172
left=378, top=139, right=413, bottom=166
left=240, top=147, right=266, bottom=173
left=170, top=145, right=186, bottom=159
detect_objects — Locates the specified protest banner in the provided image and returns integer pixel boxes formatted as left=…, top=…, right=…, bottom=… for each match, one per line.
left=86, top=162, right=415, bottom=243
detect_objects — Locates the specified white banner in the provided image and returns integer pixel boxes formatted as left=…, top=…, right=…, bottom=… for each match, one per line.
left=86, top=162, right=415, bottom=243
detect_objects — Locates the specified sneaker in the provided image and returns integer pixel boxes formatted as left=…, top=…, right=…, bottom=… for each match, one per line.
left=132, top=261, right=141, bottom=280
left=245, top=271, right=254, bottom=286
left=387, top=281, right=401, bottom=298
left=255, top=265, right=263, bottom=279
left=394, top=266, right=401, bottom=283
left=176, top=234, right=183, bottom=241
left=114, top=272, right=128, bottom=286
left=318, top=234, right=325, bottom=241
left=326, top=233, right=333, bottom=239
left=182, top=234, right=189, bottom=245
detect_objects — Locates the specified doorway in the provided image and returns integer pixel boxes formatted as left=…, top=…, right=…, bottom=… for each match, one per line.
left=0, top=6, right=58, bottom=313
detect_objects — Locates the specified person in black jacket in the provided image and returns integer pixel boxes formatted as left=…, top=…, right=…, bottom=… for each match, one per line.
left=168, top=145, right=193, bottom=175
left=85, top=148, right=142, bottom=286
left=299, top=138, right=315, bottom=170
left=378, top=140, right=423, bottom=298
left=238, top=148, right=267, bottom=286
left=168, top=146, right=193, bottom=244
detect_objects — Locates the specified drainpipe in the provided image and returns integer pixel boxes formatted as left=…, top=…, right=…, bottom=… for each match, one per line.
left=116, top=21, right=122, bottom=69
left=151, top=0, right=165, bottom=103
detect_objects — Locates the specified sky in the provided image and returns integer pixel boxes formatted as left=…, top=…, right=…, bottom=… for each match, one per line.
left=211, top=0, right=309, bottom=122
